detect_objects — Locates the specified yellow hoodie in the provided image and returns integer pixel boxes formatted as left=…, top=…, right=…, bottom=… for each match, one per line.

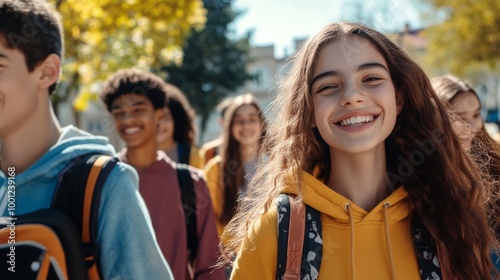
left=204, top=155, right=226, bottom=236
left=230, top=171, right=420, bottom=280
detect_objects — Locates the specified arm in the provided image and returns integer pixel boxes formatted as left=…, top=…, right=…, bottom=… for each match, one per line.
left=192, top=171, right=225, bottom=280
left=230, top=207, right=278, bottom=280
left=97, top=162, right=173, bottom=279
left=203, top=157, right=224, bottom=235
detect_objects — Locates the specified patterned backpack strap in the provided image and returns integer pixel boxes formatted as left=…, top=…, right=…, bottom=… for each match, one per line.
left=276, top=194, right=322, bottom=280
left=303, top=202, right=322, bottom=279
left=411, top=219, right=443, bottom=280
left=276, top=194, right=290, bottom=279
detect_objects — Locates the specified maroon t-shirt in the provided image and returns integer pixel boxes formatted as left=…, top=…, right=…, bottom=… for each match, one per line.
left=118, top=149, right=223, bottom=280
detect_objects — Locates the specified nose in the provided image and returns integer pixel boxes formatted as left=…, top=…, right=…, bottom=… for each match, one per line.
left=340, top=83, right=365, bottom=107
left=119, top=112, right=137, bottom=125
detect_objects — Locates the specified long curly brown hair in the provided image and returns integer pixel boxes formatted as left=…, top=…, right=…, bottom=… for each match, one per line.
left=221, top=22, right=497, bottom=278
left=432, top=74, right=500, bottom=240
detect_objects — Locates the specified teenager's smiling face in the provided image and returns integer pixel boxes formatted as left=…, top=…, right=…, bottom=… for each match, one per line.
left=231, top=104, right=262, bottom=147
left=311, top=36, right=402, bottom=155
left=111, top=94, right=163, bottom=148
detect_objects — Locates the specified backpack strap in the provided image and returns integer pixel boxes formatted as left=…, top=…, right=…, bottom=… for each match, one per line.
left=411, top=219, right=443, bottom=279
left=177, top=143, right=192, bottom=164
left=276, top=194, right=322, bottom=280
left=176, top=163, right=198, bottom=264
left=52, top=153, right=117, bottom=280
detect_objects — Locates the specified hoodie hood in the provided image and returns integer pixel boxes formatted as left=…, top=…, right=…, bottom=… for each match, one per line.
left=283, top=170, right=410, bottom=223
left=9, top=125, right=116, bottom=185
left=0, top=125, right=118, bottom=215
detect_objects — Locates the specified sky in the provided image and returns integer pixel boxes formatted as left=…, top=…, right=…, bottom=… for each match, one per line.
left=230, top=0, right=428, bottom=58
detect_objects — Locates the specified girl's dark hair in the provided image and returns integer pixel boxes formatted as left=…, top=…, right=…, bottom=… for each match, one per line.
left=218, top=93, right=265, bottom=225
left=164, top=83, right=196, bottom=146
left=100, top=69, right=167, bottom=112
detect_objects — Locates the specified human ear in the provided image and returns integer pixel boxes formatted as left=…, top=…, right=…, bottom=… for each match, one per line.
left=396, top=91, right=404, bottom=114
left=37, top=54, right=61, bottom=90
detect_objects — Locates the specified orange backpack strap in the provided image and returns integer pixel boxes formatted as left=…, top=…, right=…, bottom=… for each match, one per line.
left=276, top=194, right=323, bottom=280
left=284, top=195, right=305, bottom=280
left=52, top=153, right=117, bottom=280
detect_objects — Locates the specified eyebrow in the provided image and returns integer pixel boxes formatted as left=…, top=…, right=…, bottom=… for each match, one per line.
left=235, top=112, right=258, bottom=117
left=456, top=108, right=481, bottom=115
left=0, top=52, right=8, bottom=59
left=311, top=62, right=389, bottom=86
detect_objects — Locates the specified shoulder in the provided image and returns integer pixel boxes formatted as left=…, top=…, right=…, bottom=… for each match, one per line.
left=188, top=146, right=204, bottom=169
left=183, top=164, right=205, bottom=185
left=200, top=138, right=223, bottom=153
left=108, top=160, right=139, bottom=186
left=203, top=156, right=222, bottom=183
left=204, top=155, right=222, bottom=171
left=98, top=161, right=139, bottom=211
left=231, top=206, right=278, bottom=278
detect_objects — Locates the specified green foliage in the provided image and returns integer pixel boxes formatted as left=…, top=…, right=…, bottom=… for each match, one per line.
left=424, top=0, right=500, bottom=74
left=160, top=0, right=254, bottom=136
left=48, top=0, right=206, bottom=111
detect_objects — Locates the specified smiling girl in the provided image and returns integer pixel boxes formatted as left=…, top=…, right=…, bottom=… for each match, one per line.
left=204, top=93, right=266, bottom=236
left=221, top=23, right=498, bottom=279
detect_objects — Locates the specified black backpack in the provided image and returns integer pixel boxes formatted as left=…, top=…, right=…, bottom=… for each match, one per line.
left=175, top=163, right=198, bottom=264
left=177, top=143, right=191, bottom=166
left=0, top=153, right=117, bottom=280
left=276, top=193, right=443, bottom=280
left=176, top=142, right=198, bottom=262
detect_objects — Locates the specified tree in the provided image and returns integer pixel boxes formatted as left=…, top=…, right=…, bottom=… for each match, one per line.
left=160, top=0, right=254, bottom=137
left=48, top=0, right=206, bottom=114
left=423, top=0, right=500, bottom=74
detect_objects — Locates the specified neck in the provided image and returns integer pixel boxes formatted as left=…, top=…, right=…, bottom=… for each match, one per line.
left=157, top=137, right=175, bottom=152
left=240, top=143, right=259, bottom=162
left=126, top=140, right=158, bottom=171
left=1, top=102, right=61, bottom=174
left=327, top=146, right=390, bottom=211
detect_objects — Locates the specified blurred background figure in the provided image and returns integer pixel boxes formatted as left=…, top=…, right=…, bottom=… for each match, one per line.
left=157, top=83, right=203, bottom=169
left=199, top=97, right=234, bottom=167
left=432, top=74, right=500, bottom=271
left=204, top=93, right=266, bottom=236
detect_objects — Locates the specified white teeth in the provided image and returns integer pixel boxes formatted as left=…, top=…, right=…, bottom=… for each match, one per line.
left=124, top=127, right=140, bottom=134
left=340, top=115, right=375, bottom=126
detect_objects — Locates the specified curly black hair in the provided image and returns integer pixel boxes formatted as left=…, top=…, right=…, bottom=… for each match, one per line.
left=100, top=69, right=167, bottom=112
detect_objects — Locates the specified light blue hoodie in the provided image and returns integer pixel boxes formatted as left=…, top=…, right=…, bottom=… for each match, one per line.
left=0, top=126, right=173, bottom=279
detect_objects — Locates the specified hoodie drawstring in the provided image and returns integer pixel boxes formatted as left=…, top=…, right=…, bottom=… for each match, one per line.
left=383, top=202, right=396, bottom=280
left=345, top=203, right=355, bottom=280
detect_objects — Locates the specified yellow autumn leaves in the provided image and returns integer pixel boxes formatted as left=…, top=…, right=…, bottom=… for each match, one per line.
left=48, top=0, right=206, bottom=111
